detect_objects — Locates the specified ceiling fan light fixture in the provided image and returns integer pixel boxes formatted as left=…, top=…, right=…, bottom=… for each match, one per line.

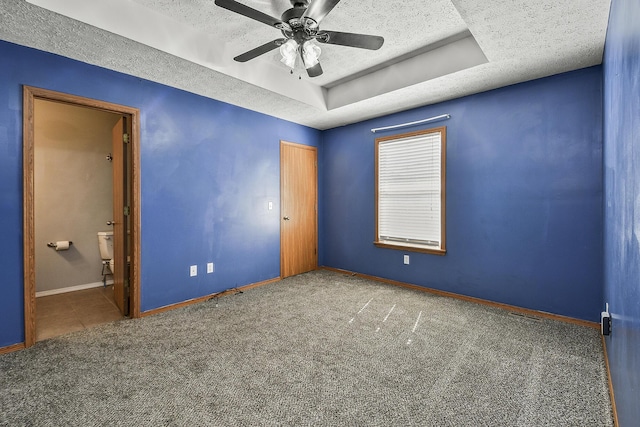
left=279, top=39, right=298, bottom=68
left=215, top=0, right=383, bottom=78
left=302, top=41, right=321, bottom=68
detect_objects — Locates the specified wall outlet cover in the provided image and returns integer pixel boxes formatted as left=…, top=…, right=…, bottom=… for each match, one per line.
left=403, top=255, right=410, bottom=265
left=207, top=262, right=214, bottom=273
left=190, top=265, right=197, bottom=277
left=601, top=311, right=611, bottom=335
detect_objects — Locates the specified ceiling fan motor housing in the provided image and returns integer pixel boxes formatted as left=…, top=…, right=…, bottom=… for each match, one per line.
left=280, top=6, right=305, bottom=26
left=280, top=6, right=319, bottom=43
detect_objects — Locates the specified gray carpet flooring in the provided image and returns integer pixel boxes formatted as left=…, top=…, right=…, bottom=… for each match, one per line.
left=1, top=270, right=613, bottom=426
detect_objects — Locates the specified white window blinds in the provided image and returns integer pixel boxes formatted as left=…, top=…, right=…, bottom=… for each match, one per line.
left=376, top=127, right=445, bottom=251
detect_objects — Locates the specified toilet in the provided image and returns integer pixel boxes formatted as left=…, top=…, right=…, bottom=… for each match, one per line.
left=97, top=231, right=114, bottom=275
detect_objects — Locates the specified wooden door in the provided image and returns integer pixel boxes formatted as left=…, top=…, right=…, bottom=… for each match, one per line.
left=280, top=141, right=318, bottom=278
left=111, top=117, right=128, bottom=315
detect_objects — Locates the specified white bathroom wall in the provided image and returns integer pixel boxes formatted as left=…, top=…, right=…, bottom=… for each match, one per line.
left=34, top=99, right=121, bottom=293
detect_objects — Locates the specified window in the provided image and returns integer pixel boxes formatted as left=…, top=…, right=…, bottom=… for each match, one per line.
left=375, top=126, right=446, bottom=255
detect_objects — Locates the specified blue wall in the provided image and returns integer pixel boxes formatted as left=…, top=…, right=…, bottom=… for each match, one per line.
left=603, top=0, right=640, bottom=425
left=322, top=67, right=604, bottom=322
left=0, top=40, right=321, bottom=347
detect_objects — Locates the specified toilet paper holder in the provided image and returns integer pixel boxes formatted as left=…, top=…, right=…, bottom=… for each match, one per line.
left=47, top=241, right=73, bottom=249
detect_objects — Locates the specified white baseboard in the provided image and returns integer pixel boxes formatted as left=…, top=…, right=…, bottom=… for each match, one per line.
left=36, top=280, right=114, bottom=298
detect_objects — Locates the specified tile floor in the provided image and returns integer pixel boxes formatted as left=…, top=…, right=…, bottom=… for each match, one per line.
left=36, top=286, right=124, bottom=341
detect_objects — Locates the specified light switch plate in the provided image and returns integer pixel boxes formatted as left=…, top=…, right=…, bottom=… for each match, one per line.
left=190, top=265, right=197, bottom=277
left=403, top=255, right=410, bottom=265
left=207, top=262, right=214, bottom=273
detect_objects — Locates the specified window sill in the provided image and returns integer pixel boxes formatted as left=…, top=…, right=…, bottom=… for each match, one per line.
left=374, top=241, right=447, bottom=256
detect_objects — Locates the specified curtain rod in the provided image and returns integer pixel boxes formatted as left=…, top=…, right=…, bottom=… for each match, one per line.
left=371, top=114, right=451, bottom=133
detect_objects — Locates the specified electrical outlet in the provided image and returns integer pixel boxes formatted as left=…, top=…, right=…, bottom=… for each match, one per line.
left=601, top=303, right=611, bottom=336
left=403, top=255, right=410, bottom=265
left=190, top=265, right=197, bottom=277
left=268, top=201, right=273, bottom=211
left=207, top=262, right=214, bottom=274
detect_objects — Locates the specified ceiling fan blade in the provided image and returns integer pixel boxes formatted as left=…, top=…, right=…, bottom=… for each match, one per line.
left=234, top=39, right=286, bottom=62
left=306, top=62, right=323, bottom=78
left=303, top=0, right=341, bottom=24
left=215, top=0, right=283, bottom=28
left=317, top=31, right=384, bottom=50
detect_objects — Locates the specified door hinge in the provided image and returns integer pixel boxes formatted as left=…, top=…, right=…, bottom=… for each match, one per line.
left=123, top=133, right=130, bottom=144
left=124, top=206, right=130, bottom=216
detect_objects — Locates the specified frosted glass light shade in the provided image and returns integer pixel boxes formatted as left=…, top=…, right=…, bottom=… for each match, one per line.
left=279, top=39, right=298, bottom=69
left=302, top=41, right=321, bottom=67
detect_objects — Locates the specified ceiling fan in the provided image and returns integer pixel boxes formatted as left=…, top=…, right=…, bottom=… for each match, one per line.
left=214, top=0, right=384, bottom=78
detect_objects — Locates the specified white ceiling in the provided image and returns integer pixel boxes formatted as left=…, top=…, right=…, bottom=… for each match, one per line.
left=2, top=0, right=611, bottom=130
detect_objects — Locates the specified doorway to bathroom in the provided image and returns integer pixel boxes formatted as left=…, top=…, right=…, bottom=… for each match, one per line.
left=23, top=86, right=141, bottom=348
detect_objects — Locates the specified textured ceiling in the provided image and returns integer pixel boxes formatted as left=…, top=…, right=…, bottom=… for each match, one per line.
left=1, top=0, right=611, bottom=129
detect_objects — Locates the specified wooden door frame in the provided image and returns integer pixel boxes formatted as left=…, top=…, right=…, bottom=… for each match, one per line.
left=279, top=140, right=318, bottom=278
left=22, top=86, right=141, bottom=347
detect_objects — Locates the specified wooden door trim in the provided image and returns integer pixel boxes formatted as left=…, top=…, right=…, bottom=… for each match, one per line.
left=22, top=86, right=142, bottom=347
left=280, top=140, right=318, bottom=278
